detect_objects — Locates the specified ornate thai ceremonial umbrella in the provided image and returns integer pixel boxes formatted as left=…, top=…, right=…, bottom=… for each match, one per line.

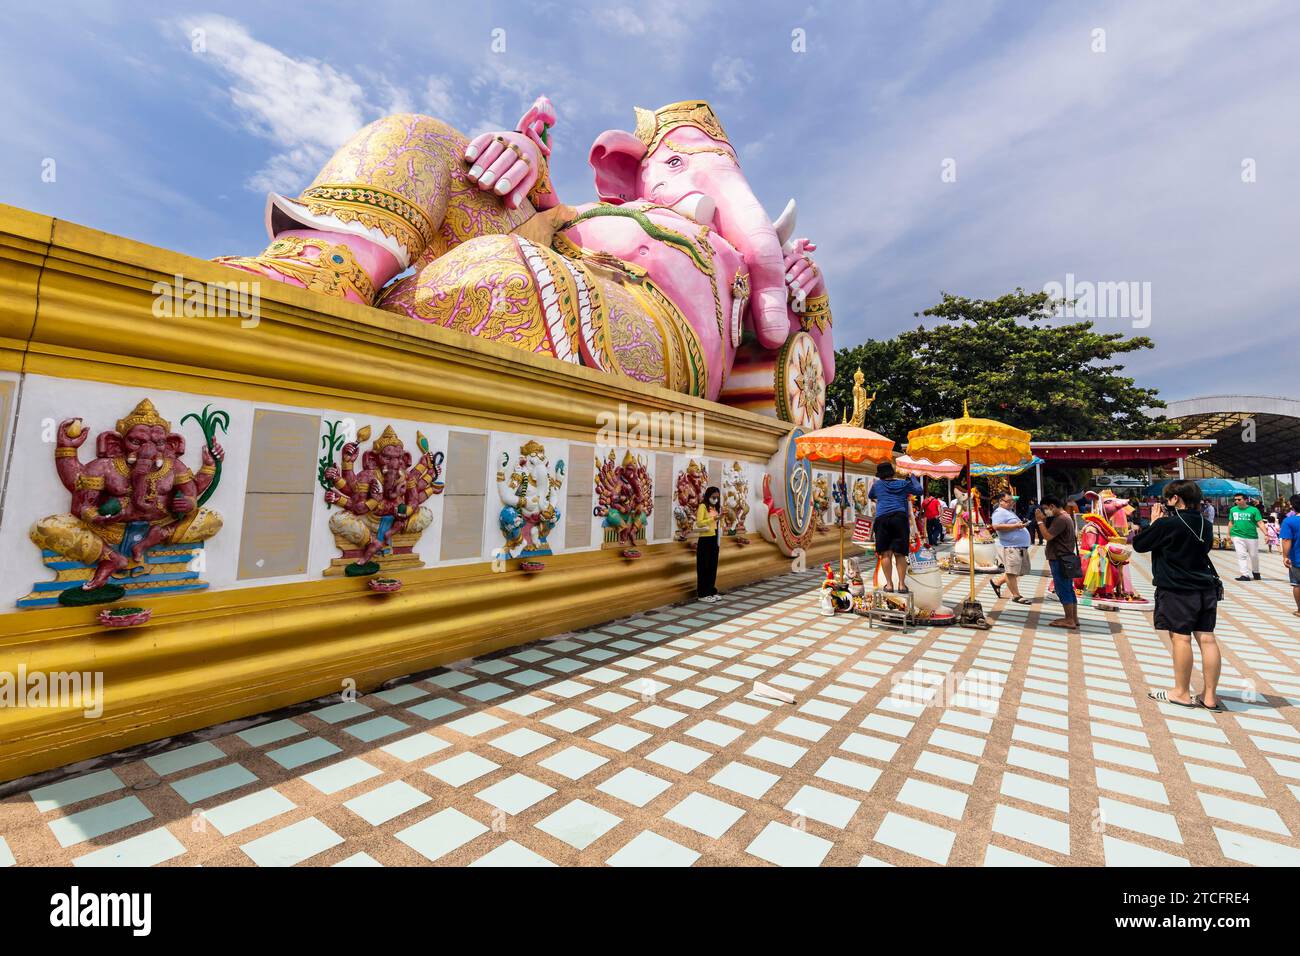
left=971, top=456, right=1044, bottom=477
left=894, top=455, right=964, bottom=479
left=905, top=402, right=1032, bottom=627
left=795, top=419, right=895, bottom=580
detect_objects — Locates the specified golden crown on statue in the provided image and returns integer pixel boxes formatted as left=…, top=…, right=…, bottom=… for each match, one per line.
left=633, top=100, right=731, bottom=152
left=115, top=398, right=170, bottom=434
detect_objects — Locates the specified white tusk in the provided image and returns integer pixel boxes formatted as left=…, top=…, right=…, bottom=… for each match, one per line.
left=772, top=198, right=797, bottom=246
left=672, top=193, right=716, bottom=226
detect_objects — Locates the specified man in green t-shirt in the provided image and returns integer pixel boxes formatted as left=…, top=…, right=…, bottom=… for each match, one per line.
left=1228, top=493, right=1267, bottom=581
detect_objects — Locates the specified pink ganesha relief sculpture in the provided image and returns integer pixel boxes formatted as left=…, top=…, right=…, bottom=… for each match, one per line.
left=594, top=450, right=654, bottom=557
left=319, top=424, right=445, bottom=577
left=24, top=399, right=226, bottom=608
left=214, top=98, right=831, bottom=425
left=672, top=459, right=709, bottom=544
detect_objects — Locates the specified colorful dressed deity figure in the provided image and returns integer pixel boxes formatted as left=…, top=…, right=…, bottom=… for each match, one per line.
left=497, top=440, right=565, bottom=558
left=672, top=459, right=709, bottom=541
left=322, top=425, right=444, bottom=575
left=27, top=399, right=224, bottom=606
left=1076, top=490, right=1149, bottom=606
left=595, top=450, right=653, bottom=548
left=950, top=474, right=990, bottom=544
left=214, top=98, right=832, bottom=423
left=831, top=476, right=850, bottom=528
left=812, top=474, right=833, bottom=533
left=852, top=477, right=870, bottom=521
left=721, top=461, right=751, bottom=541
left=945, top=471, right=998, bottom=570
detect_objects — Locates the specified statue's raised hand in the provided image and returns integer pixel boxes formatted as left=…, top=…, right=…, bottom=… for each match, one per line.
left=463, top=131, right=543, bottom=210
left=784, top=238, right=824, bottom=310
left=58, top=418, right=88, bottom=448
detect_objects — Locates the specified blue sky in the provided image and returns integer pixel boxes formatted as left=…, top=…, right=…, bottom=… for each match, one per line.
left=2, top=0, right=1297, bottom=401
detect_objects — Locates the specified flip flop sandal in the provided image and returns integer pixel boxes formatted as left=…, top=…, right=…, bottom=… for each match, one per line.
left=1147, top=690, right=1199, bottom=708
left=1201, top=698, right=1226, bottom=712
left=990, top=580, right=1003, bottom=599
left=1012, top=597, right=1032, bottom=605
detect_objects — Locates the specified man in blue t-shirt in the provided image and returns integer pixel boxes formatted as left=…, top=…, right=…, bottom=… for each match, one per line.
left=1281, top=494, right=1300, bottom=618
left=868, top=462, right=923, bottom=592
left=989, top=491, right=1033, bottom=604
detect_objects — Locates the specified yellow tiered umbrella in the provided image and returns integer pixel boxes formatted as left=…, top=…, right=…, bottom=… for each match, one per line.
left=795, top=420, right=895, bottom=580
left=906, top=402, right=1032, bottom=616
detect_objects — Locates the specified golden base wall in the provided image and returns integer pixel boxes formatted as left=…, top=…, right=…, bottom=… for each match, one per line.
left=0, top=204, right=869, bottom=784
left=0, top=535, right=849, bottom=784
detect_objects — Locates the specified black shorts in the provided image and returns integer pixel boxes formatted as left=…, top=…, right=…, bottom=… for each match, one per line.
left=874, top=510, right=911, bottom=555
left=1153, top=587, right=1218, bottom=634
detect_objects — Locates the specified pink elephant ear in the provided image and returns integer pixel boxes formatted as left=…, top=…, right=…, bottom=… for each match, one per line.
left=97, top=433, right=124, bottom=459
left=589, top=129, right=647, bottom=203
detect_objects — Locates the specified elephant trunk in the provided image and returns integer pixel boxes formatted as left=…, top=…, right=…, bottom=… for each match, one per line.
left=129, top=446, right=163, bottom=509
left=711, top=174, right=789, bottom=350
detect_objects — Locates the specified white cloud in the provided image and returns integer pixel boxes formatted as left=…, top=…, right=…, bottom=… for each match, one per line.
left=364, top=70, right=416, bottom=116
left=175, top=13, right=610, bottom=193
left=179, top=14, right=373, bottom=192
left=794, top=0, right=1300, bottom=396
left=595, top=8, right=647, bottom=35
left=711, top=56, right=754, bottom=95
left=423, top=75, right=457, bottom=120
left=741, top=134, right=773, bottom=161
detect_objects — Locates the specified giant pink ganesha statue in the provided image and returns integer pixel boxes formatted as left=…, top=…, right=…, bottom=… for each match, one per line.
left=215, top=99, right=831, bottom=425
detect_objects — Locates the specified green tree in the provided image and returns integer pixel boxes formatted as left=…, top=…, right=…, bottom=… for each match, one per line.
left=827, top=288, right=1175, bottom=443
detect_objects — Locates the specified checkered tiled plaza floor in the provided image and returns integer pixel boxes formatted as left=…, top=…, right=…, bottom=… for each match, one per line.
left=2, top=545, right=1299, bottom=867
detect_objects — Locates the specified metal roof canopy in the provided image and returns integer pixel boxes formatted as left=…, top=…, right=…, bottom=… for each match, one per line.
left=1031, top=439, right=1216, bottom=467
left=1152, top=395, right=1300, bottom=476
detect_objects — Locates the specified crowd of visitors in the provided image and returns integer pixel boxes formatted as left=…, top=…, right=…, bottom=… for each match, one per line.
left=698, top=470, right=1294, bottom=701
left=823, top=473, right=1297, bottom=709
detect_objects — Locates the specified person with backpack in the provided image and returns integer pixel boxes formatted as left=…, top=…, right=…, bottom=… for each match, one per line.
left=1133, top=479, right=1223, bottom=710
